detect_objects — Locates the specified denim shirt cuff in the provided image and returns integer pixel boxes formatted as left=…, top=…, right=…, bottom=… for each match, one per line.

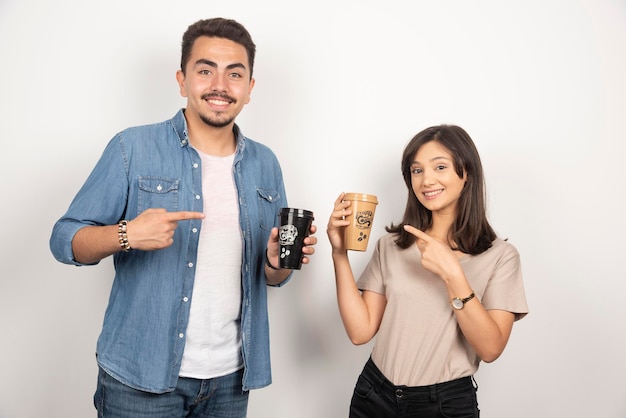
left=50, top=221, right=100, bottom=266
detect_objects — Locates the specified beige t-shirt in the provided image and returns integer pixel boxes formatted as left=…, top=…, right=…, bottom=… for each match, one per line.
left=357, top=234, right=528, bottom=386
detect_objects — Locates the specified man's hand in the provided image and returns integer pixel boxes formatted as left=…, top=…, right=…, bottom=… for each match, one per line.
left=71, top=208, right=205, bottom=264
left=127, top=208, right=205, bottom=251
left=265, top=223, right=317, bottom=285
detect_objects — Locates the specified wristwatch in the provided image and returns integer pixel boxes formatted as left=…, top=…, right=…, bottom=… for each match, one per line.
left=451, top=292, right=475, bottom=310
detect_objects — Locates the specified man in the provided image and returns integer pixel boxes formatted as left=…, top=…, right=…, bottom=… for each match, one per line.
left=50, top=18, right=317, bottom=417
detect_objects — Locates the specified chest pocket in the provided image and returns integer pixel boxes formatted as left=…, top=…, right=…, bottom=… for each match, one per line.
left=138, top=176, right=179, bottom=213
left=257, top=188, right=281, bottom=231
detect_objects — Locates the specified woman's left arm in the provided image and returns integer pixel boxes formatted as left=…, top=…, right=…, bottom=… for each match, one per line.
left=451, top=301, right=515, bottom=363
left=404, top=225, right=516, bottom=362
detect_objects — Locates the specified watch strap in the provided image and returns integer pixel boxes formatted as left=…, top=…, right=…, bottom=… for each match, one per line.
left=460, top=292, right=475, bottom=304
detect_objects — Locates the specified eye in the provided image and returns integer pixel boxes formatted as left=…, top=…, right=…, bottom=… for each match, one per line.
left=229, top=72, right=243, bottom=79
left=435, top=164, right=447, bottom=171
left=411, top=167, right=423, bottom=175
left=199, top=69, right=211, bottom=75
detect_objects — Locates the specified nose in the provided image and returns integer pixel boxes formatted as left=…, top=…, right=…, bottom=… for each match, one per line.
left=422, top=171, right=436, bottom=186
left=209, top=72, right=228, bottom=92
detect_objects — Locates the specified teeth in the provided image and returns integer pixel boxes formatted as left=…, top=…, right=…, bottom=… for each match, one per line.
left=208, top=99, right=229, bottom=105
left=424, top=190, right=442, bottom=197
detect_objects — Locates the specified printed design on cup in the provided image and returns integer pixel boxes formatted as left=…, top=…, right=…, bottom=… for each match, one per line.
left=279, top=224, right=298, bottom=259
left=356, top=210, right=374, bottom=229
left=354, top=211, right=374, bottom=242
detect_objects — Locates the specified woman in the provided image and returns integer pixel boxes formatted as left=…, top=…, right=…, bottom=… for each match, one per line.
left=327, top=125, right=528, bottom=417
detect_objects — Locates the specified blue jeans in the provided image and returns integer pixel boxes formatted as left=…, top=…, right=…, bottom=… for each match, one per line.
left=349, top=357, right=479, bottom=418
left=94, top=367, right=249, bottom=418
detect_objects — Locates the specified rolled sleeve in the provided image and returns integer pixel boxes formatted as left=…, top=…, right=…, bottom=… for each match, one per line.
left=49, top=134, right=129, bottom=266
left=49, top=221, right=95, bottom=266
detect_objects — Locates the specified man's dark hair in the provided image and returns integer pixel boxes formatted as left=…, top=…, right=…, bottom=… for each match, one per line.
left=180, top=18, right=256, bottom=78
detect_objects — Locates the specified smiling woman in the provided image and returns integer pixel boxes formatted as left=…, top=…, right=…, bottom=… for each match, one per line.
left=326, top=124, right=528, bottom=417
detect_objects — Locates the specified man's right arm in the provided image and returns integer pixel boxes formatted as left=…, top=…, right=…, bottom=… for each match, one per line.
left=72, top=225, right=122, bottom=265
left=71, top=209, right=206, bottom=265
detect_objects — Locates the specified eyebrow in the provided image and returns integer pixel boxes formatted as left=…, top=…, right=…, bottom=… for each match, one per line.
left=194, top=58, right=247, bottom=71
left=411, top=156, right=451, bottom=165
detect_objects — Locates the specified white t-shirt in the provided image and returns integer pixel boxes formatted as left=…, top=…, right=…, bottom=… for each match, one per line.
left=179, top=150, right=243, bottom=379
left=357, top=234, right=528, bottom=386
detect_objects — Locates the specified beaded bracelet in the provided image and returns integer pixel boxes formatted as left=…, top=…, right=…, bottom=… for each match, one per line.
left=118, top=220, right=132, bottom=252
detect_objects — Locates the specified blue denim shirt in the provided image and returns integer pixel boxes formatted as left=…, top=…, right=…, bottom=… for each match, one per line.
left=50, top=109, right=289, bottom=393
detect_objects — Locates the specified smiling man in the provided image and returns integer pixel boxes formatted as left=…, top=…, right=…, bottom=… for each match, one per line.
left=50, top=18, right=317, bottom=417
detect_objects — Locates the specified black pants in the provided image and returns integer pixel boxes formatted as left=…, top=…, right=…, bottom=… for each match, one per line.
left=349, top=357, right=479, bottom=418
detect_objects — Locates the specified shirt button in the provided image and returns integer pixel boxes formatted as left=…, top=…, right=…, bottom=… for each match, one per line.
left=188, top=262, right=193, bottom=268
left=195, top=195, right=201, bottom=200
left=181, top=140, right=188, bottom=146
left=268, top=196, right=273, bottom=201
left=183, top=297, right=189, bottom=302
left=193, top=163, right=198, bottom=168
left=179, top=333, right=184, bottom=339
left=192, top=228, right=198, bottom=233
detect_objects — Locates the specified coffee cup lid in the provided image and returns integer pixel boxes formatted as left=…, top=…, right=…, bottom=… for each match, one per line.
left=279, top=207, right=314, bottom=218
left=344, top=193, right=378, bottom=205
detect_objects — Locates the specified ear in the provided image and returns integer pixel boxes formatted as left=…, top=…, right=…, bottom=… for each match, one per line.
left=244, top=77, right=255, bottom=104
left=176, top=70, right=188, bottom=98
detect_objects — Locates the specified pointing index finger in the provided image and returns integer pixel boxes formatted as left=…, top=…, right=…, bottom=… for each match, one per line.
left=167, top=211, right=205, bottom=221
left=403, top=224, right=431, bottom=241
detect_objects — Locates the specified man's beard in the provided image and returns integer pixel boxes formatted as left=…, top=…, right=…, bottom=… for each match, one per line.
left=199, top=112, right=234, bottom=128
left=199, top=92, right=236, bottom=128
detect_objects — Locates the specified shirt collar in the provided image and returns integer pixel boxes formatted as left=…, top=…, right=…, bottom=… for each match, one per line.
left=173, top=108, right=246, bottom=155
left=172, top=109, right=189, bottom=147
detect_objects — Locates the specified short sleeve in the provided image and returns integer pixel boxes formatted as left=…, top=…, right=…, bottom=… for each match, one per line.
left=356, top=238, right=386, bottom=295
left=481, top=242, right=529, bottom=320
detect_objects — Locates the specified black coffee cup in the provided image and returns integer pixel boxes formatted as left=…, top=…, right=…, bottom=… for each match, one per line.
left=278, top=207, right=314, bottom=269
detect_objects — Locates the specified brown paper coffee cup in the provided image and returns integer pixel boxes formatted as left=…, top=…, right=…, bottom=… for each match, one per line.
left=344, top=193, right=378, bottom=251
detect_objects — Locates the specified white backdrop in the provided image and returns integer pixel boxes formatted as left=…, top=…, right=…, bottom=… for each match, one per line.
left=1, top=1, right=625, bottom=417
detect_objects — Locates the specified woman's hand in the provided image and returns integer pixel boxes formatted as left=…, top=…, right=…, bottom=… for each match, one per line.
left=403, top=225, right=464, bottom=284
left=326, top=192, right=352, bottom=254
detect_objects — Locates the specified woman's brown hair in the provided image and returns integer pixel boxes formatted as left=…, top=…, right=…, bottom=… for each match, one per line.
left=387, top=125, right=496, bottom=255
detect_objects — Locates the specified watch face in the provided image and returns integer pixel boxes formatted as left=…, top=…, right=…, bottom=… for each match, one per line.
left=452, top=298, right=464, bottom=309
